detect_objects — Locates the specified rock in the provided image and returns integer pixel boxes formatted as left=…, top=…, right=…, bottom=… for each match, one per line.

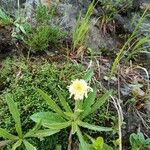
left=120, top=84, right=131, bottom=96
left=0, top=0, right=16, bottom=14
left=56, top=3, right=77, bottom=35
left=86, top=18, right=118, bottom=51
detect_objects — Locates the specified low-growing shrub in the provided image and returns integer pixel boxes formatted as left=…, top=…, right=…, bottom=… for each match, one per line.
left=26, top=25, right=62, bottom=51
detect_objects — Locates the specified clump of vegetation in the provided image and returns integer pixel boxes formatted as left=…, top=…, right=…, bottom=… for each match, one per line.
left=35, top=5, right=56, bottom=24
left=130, top=132, right=150, bottom=150
left=31, top=72, right=112, bottom=150
left=0, top=94, right=58, bottom=150
left=97, top=0, right=133, bottom=34
left=26, top=25, right=62, bottom=51
left=0, top=7, right=13, bottom=26
left=0, top=58, right=116, bottom=149
left=73, top=0, right=94, bottom=49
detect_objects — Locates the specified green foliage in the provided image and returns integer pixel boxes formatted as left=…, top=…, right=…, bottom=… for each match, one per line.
left=35, top=5, right=55, bottom=24
left=0, top=7, right=13, bottom=25
left=79, top=136, right=116, bottom=150
left=100, top=0, right=133, bottom=13
left=0, top=94, right=58, bottom=150
left=31, top=70, right=112, bottom=150
left=26, top=26, right=62, bottom=51
left=93, top=137, right=113, bottom=150
left=110, top=8, right=149, bottom=78
left=73, top=1, right=94, bottom=49
left=130, top=132, right=150, bottom=150
left=0, top=57, right=86, bottom=149
left=98, top=0, right=133, bottom=34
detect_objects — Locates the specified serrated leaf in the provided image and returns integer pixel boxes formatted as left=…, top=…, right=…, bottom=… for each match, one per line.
left=82, top=91, right=112, bottom=118
left=12, top=140, right=22, bottom=150
left=82, top=87, right=96, bottom=118
left=0, top=128, right=18, bottom=140
left=6, top=94, right=22, bottom=138
left=30, top=129, right=60, bottom=138
left=78, top=121, right=112, bottom=132
left=76, top=127, right=89, bottom=150
left=37, top=89, right=66, bottom=118
left=56, top=90, right=72, bottom=113
left=83, top=70, right=94, bottom=81
left=30, top=112, right=66, bottom=125
left=43, top=121, right=71, bottom=130
left=23, top=140, right=36, bottom=150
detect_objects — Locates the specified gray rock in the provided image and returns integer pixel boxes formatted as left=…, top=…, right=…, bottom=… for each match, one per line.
left=86, top=18, right=118, bottom=51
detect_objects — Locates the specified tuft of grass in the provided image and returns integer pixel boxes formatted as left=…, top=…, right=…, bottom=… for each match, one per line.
left=35, top=5, right=56, bottom=24
left=72, top=0, right=95, bottom=49
left=0, top=7, right=13, bottom=26
left=109, top=7, right=149, bottom=79
left=26, top=25, right=62, bottom=51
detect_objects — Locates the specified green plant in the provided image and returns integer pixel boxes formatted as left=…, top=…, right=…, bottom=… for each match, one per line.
left=31, top=70, right=112, bottom=149
left=0, top=57, right=87, bottom=149
left=79, top=135, right=114, bottom=150
left=0, top=7, right=13, bottom=25
left=73, top=1, right=95, bottom=49
left=0, top=94, right=59, bottom=150
left=26, top=25, right=62, bottom=51
left=110, top=7, right=149, bottom=78
left=130, top=132, right=150, bottom=150
left=98, top=0, right=133, bottom=34
left=35, top=5, right=55, bottom=24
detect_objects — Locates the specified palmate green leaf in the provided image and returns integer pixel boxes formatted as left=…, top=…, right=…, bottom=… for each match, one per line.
left=43, top=121, right=71, bottom=130
left=82, top=87, right=96, bottom=117
left=30, top=129, right=60, bottom=138
left=78, top=121, right=112, bottom=132
left=5, top=94, right=22, bottom=138
left=56, top=90, right=72, bottom=113
left=0, top=128, right=18, bottom=140
left=76, top=127, right=89, bottom=150
left=23, top=140, right=37, bottom=150
left=82, top=91, right=112, bottom=119
left=37, top=89, right=66, bottom=118
left=83, top=70, right=94, bottom=82
left=12, top=140, right=22, bottom=150
left=30, top=112, right=66, bottom=124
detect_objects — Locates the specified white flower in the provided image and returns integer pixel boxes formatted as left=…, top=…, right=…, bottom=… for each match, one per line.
left=68, top=79, right=93, bottom=100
